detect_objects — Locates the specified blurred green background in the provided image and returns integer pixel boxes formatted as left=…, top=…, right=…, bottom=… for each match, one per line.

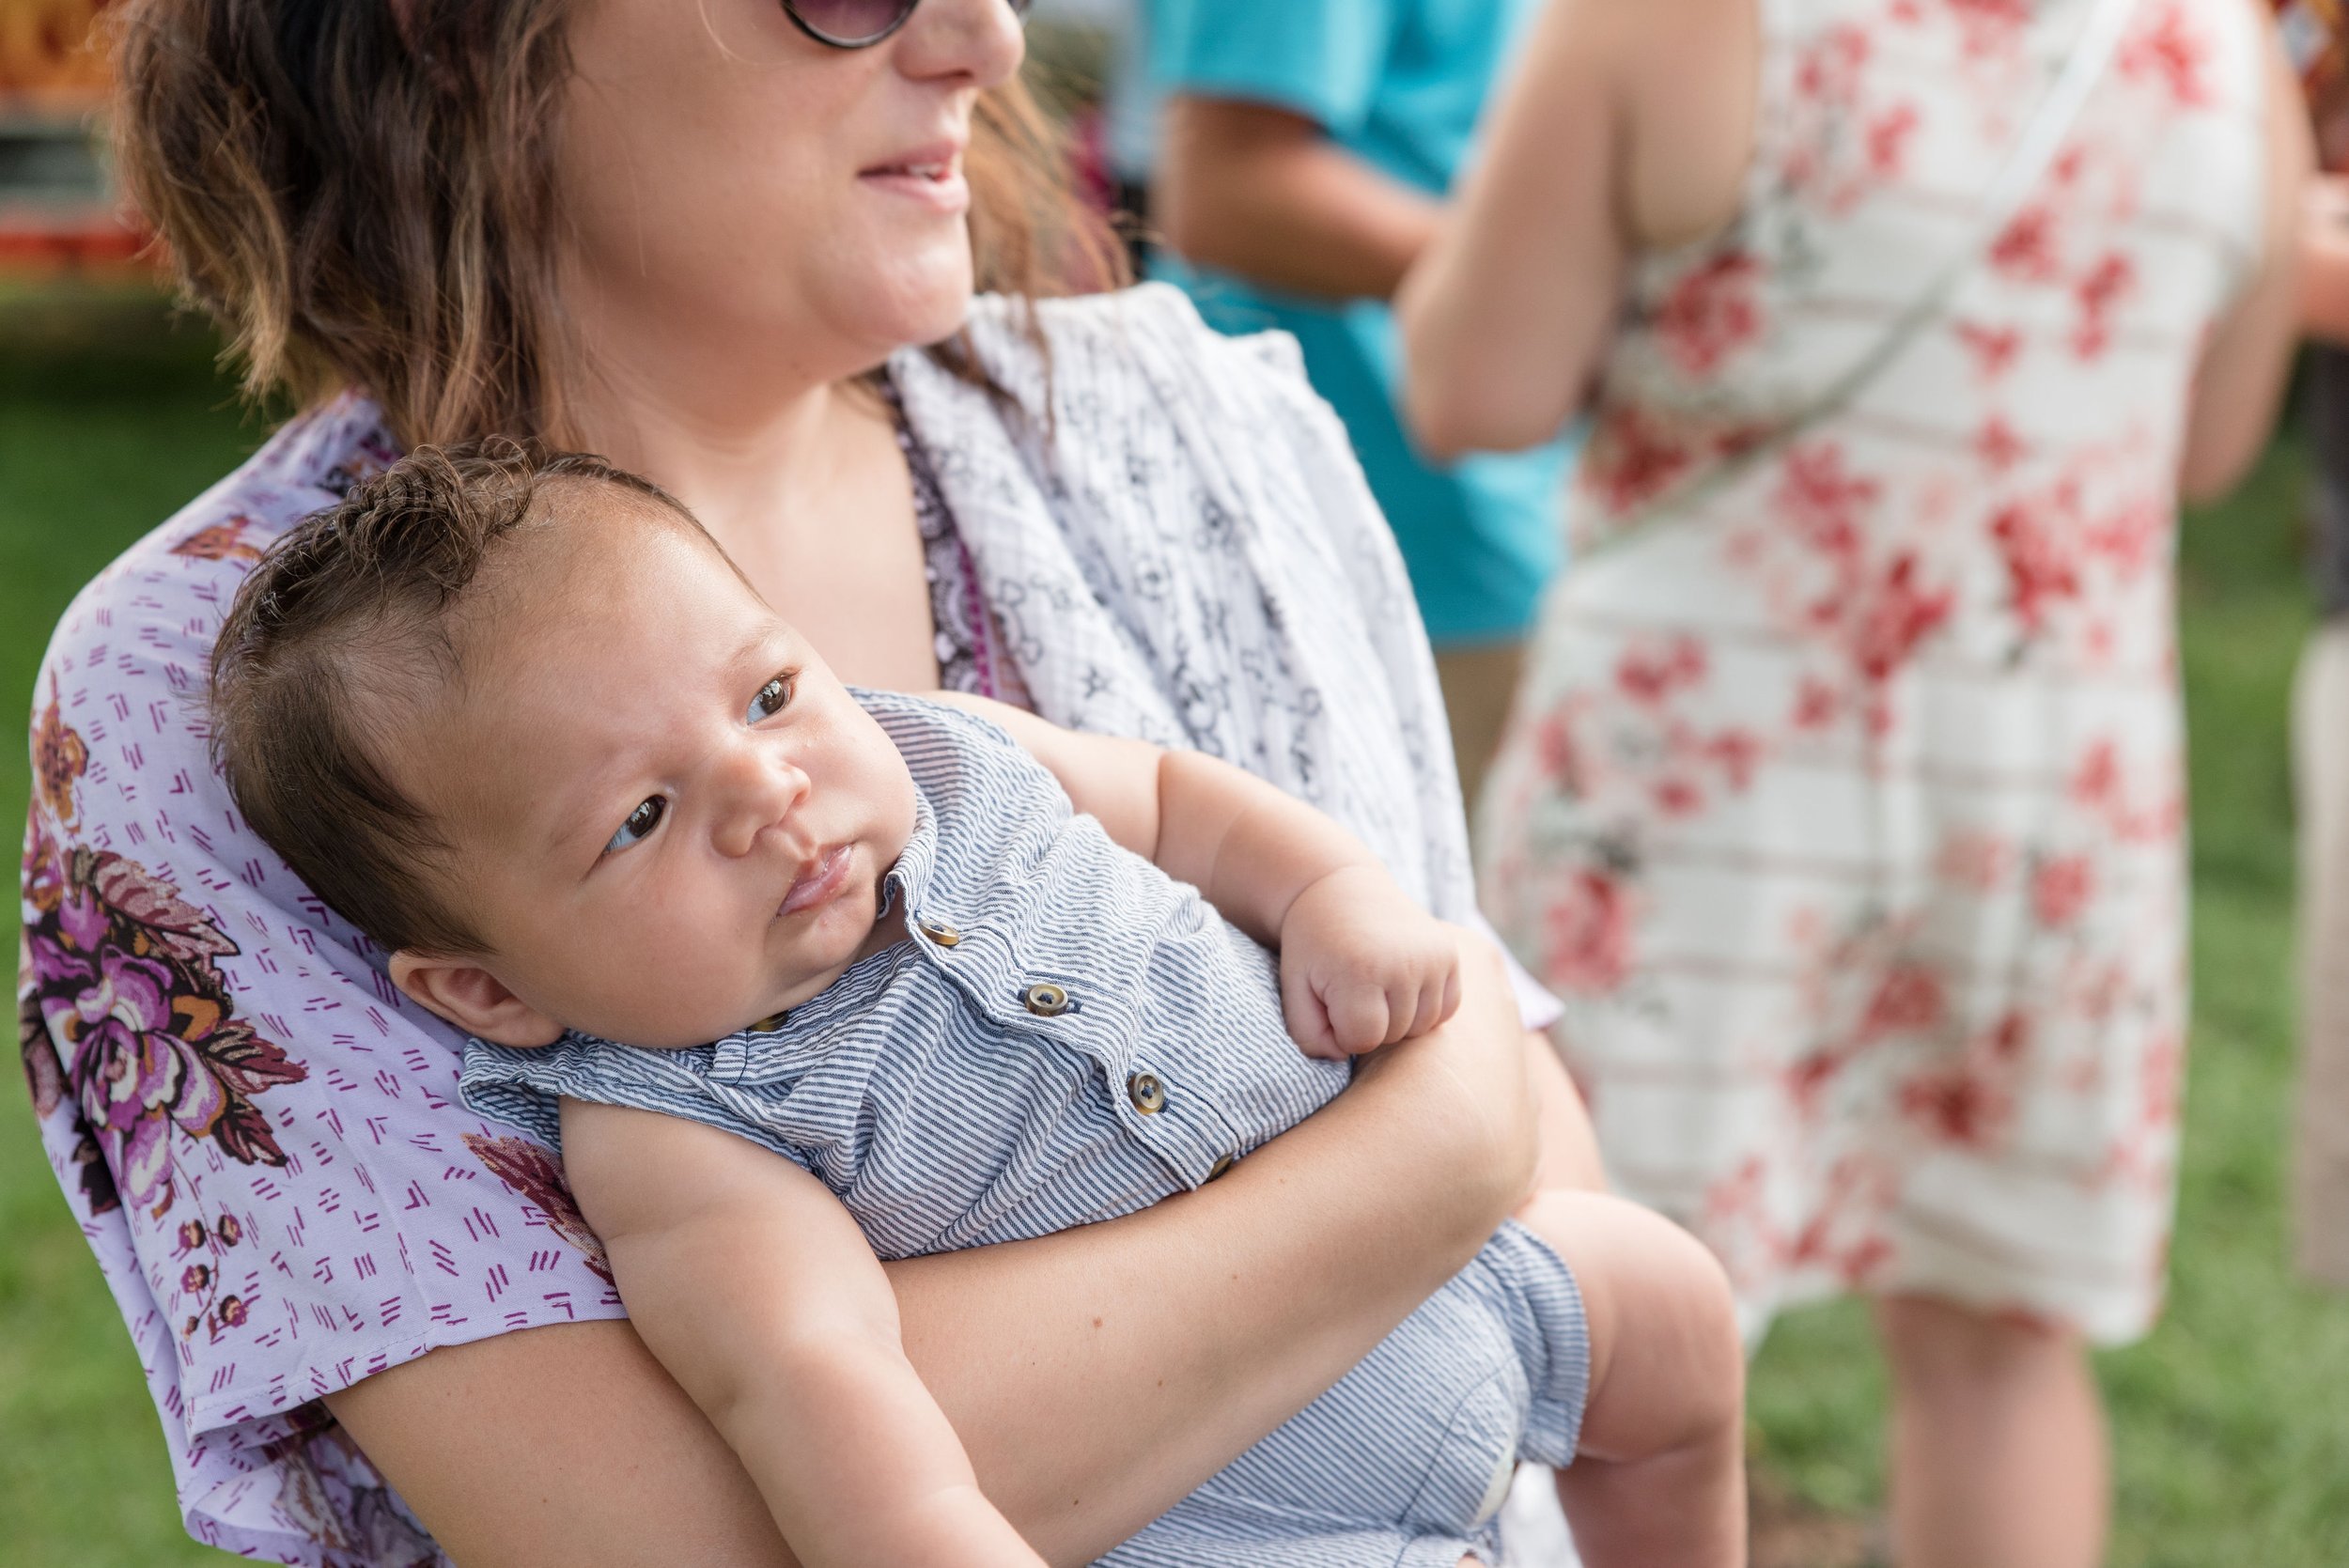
left=5, top=284, right=2349, bottom=1567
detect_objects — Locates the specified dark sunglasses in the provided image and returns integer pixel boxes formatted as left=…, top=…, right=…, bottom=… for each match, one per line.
left=782, top=0, right=1032, bottom=50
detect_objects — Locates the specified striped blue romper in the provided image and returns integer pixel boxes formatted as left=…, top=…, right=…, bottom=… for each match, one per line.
left=460, top=691, right=1589, bottom=1567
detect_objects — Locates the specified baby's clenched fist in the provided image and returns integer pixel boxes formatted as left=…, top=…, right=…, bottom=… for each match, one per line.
left=1277, top=865, right=1464, bottom=1060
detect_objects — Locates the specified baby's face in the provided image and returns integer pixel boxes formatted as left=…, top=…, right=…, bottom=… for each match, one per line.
left=397, top=503, right=918, bottom=1048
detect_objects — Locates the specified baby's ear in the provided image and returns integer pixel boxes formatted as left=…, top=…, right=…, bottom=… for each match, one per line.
left=390, top=952, right=565, bottom=1048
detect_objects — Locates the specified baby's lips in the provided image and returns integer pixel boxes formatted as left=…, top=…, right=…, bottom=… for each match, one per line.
left=777, top=843, right=851, bottom=916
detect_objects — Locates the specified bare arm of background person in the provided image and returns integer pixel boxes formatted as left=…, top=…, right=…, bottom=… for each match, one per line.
left=323, top=939, right=1540, bottom=1567
left=1393, top=0, right=1766, bottom=458
left=2178, top=32, right=2313, bottom=505
left=1155, top=96, right=1441, bottom=302
left=2299, top=173, right=2349, bottom=346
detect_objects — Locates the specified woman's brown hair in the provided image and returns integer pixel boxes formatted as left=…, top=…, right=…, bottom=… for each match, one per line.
left=111, top=0, right=1123, bottom=448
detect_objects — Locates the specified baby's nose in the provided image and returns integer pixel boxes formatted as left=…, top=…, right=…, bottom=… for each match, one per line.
left=714, top=748, right=809, bottom=857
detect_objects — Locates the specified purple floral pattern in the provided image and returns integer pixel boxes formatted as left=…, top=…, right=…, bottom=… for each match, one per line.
left=463, top=1133, right=614, bottom=1283
left=12, top=395, right=522, bottom=1567
left=264, top=1422, right=445, bottom=1568
left=21, top=808, right=305, bottom=1223
left=32, top=685, right=86, bottom=830
left=168, top=516, right=267, bottom=564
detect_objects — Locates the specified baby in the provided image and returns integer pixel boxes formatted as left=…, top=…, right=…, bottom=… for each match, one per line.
left=210, top=441, right=1742, bottom=1568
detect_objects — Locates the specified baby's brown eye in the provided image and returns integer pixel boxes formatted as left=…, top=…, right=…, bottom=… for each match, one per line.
left=747, top=675, right=793, bottom=722
left=606, top=796, right=666, bottom=854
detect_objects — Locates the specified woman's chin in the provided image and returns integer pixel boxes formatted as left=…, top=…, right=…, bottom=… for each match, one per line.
left=847, top=256, right=978, bottom=351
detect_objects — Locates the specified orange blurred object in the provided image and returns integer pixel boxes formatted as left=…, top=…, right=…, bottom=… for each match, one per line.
left=0, top=0, right=147, bottom=275
left=2282, top=0, right=2349, bottom=171
left=2, top=0, right=113, bottom=101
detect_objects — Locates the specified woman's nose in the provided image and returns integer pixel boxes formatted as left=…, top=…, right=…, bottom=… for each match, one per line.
left=888, top=0, right=1024, bottom=90
left=711, top=744, right=810, bottom=859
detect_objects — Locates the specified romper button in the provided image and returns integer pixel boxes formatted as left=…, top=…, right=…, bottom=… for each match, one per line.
left=1128, top=1072, right=1167, bottom=1114
left=1207, top=1155, right=1235, bottom=1181
left=1021, top=982, right=1071, bottom=1017
left=919, top=918, right=961, bottom=948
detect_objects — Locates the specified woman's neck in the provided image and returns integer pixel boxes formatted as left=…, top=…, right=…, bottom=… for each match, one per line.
left=559, top=343, right=896, bottom=562
left=549, top=258, right=915, bottom=542
left=552, top=317, right=944, bottom=691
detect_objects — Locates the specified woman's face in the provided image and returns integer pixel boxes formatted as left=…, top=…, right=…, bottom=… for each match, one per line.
left=552, top=0, right=1026, bottom=388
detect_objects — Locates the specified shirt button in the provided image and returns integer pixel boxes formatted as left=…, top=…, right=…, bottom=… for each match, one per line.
left=918, top=918, right=961, bottom=948
left=1021, top=982, right=1072, bottom=1017
left=1207, top=1155, right=1235, bottom=1181
left=1128, top=1071, right=1167, bottom=1114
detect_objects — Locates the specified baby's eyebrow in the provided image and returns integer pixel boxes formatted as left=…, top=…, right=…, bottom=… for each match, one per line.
left=726, top=623, right=786, bottom=676
left=538, top=755, right=631, bottom=867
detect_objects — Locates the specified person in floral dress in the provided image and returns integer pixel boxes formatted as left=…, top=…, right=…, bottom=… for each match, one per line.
left=1399, top=0, right=2308, bottom=1563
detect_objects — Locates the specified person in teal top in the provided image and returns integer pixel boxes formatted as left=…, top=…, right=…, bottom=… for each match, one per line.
left=1142, top=0, right=1575, bottom=801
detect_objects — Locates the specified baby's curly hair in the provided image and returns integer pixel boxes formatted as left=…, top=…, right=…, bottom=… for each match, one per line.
left=210, top=436, right=689, bottom=955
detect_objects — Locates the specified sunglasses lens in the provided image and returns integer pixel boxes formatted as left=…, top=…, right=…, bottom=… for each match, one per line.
left=788, top=0, right=917, bottom=45
left=787, top=0, right=1030, bottom=46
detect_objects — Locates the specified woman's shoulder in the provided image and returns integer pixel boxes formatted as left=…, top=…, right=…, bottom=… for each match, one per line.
left=40, top=392, right=397, bottom=683
left=21, top=387, right=631, bottom=1545
left=954, top=283, right=1321, bottom=420
left=30, top=390, right=399, bottom=899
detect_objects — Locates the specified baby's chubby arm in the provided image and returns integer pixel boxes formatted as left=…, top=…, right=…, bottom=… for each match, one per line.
left=933, top=693, right=1460, bottom=1058
left=557, top=1098, right=1045, bottom=1568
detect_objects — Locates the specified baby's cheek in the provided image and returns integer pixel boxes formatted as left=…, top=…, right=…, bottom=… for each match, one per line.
left=605, top=911, right=753, bottom=1046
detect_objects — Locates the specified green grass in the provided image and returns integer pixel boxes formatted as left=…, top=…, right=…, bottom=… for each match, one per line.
left=2, top=287, right=265, bottom=1567
left=4, top=292, right=2348, bottom=1562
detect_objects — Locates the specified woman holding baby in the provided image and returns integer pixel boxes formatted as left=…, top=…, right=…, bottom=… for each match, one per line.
left=21, top=0, right=1640, bottom=1563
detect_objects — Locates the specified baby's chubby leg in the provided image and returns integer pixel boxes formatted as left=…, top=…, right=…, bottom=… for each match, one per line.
left=1516, top=1191, right=1746, bottom=1567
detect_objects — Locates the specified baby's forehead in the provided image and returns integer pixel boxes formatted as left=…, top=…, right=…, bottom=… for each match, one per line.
left=459, top=496, right=748, bottom=647
left=498, top=480, right=711, bottom=582
left=411, top=517, right=756, bottom=796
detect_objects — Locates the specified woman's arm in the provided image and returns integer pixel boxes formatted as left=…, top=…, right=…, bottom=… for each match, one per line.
left=326, top=938, right=1537, bottom=1566
left=1395, top=0, right=1757, bottom=460
left=2178, top=31, right=2312, bottom=505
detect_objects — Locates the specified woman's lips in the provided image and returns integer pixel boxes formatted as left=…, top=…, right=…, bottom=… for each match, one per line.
left=858, top=154, right=969, bottom=214
left=779, top=845, right=852, bottom=917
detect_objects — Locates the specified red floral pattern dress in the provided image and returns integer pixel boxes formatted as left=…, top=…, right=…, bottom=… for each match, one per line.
left=1480, top=0, right=2269, bottom=1343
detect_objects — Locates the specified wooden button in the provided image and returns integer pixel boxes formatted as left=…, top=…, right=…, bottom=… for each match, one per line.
left=749, top=1010, right=790, bottom=1032
left=1207, top=1155, right=1235, bottom=1181
left=918, top=918, right=961, bottom=948
left=1128, top=1071, right=1167, bottom=1114
left=1021, top=982, right=1072, bottom=1017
